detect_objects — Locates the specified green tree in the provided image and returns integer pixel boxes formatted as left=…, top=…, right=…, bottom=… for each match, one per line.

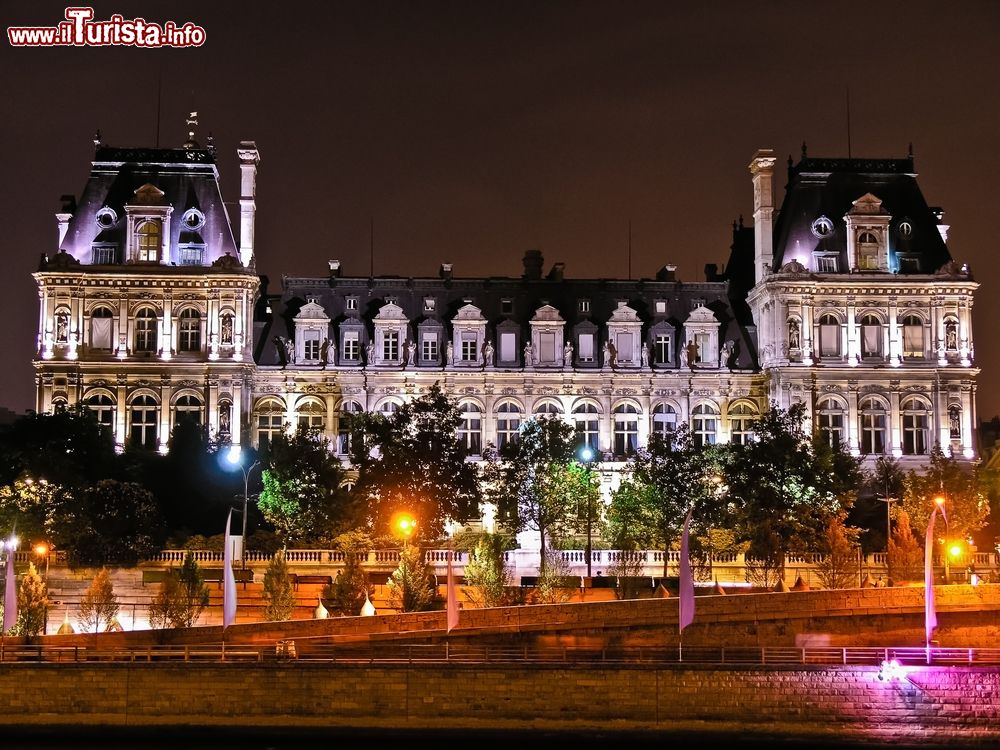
left=148, top=552, right=209, bottom=628
left=534, top=547, right=573, bottom=604
left=323, top=552, right=373, bottom=616
left=816, top=515, right=860, bottom=590
left=728, top=402, right=861, bottom=587
left=15, top=562, right=48, bottom=638
left=607, top=426, right=728, bottom=577
left=0, top=476, right=61, bottom=545
left=853, top=455, right=906, bottom=553
left=900, top=446, right=991, bottom=542
left=49, top=480, right=165, bottom=568
left=350, top=383, right=482, bottom=539
left=262, top=551, right=297, bottom=621
left=483, top=417, right=578, bottom=571
left=77, top=567, right=119, bottom=633
left=461, top=533, right=512, bottom=608
left=887, top=510, right=923, bottom=583
left=257, top=426, right=353, bottom=546
left=386, top=544, right=436, bottom=613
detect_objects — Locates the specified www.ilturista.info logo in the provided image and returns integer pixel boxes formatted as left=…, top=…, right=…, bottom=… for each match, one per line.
left=8, top=7, right=206, bottom=48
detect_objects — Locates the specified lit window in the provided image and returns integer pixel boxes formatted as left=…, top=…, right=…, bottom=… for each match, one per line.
left=652, top=403, right=677, bottom=438
left=383, top=330, right=399, bottom=361
left=256, top=400, right=285, bottom=449
left=297, top=400, right=325, bottom=432
left=461, top=337, right=478, bottom=361
left=901, top=399, right=929, bottom=456
left=535, top=401, right=562, bottom=417
left=91, top=245, right=117, bottom=264
left=85, top=393, right=115, bottom=430
left=654, top=300, right=667, bottom=315
left=729, top=403, right=757, bottom=445
left=654, top=334, right=671, bottom=365
left=175, top=395, right=203, bottom=426
left=577, top=333, right=594, bottom=362
left=421, top=333, right=438, bottom=363
left=902, top=315, right=924, bottom=359
left=337, top=401, right=363, bottom=454
left=578, top=299, right=591, bottom=314
left=346, top=297, right=358, bottom=311
left=815, top=254, right=839, bottom=273
left=858, top=231, right=879, bottom=270
left=179, top=245, right=204, bottom=266
left=342, top=332, right=360, bottom=361
left=860, top=315, right=882, bottom=359
left=424, top=297, right=436, bottom=312
left=303, top=331, right=321, bottom=362
left=816, top=398, right=845, bottom=449
left=819, top=314, right=840, bottom=357
left=90, top=307, right=114, bottom=350
left=135, top=220, right=161, bottom=262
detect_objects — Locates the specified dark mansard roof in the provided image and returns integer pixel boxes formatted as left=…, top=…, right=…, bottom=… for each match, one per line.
left=54, top=145, right=240, bottom=266
left=772, top=155, right=952, bottom=274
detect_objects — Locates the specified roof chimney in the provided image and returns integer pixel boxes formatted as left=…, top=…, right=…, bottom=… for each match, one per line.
left=237, top=140, right=260, bottom=267
left=440, top=262, right=453, bottom=280
left=547, top=262, right=565, bottom=282
left=328, top=259, right=341, bottom=278
left=656, top=264, right=678, bottom=282
left=522, top=249, right=543, bottom=280
left=749, top=149, right=777, bottom=283
left=55, top=195, right=76, bottom=248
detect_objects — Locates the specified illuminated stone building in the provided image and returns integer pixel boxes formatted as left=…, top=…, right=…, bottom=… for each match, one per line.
left=33, top=139, right=979, bottom=485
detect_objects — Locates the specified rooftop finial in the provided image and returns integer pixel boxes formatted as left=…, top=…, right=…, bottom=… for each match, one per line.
left=801, top=141, right=808, bottom=158
left=738, top=213, right=744, bottom=228
left=183, top=111, right=199, bottom=149
left=206, top=132, right=215, bottom=155
left=908, top=141, right=914, bottom=158
left=93, top=128, right=102, bottom=152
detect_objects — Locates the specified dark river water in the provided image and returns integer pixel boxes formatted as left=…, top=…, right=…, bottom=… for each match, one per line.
left=8, top=727, right=1000, bottom=750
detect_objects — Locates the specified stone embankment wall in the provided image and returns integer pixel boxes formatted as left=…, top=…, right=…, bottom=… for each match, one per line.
left=30, top=583, right=1000, bottom=650
left=0, top=661, right=998, bottom=744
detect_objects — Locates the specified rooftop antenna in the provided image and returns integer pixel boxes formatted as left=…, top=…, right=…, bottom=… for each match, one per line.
left=628, top=220, right=632, bottom=281
left=846, top=86, right=852, bottom=158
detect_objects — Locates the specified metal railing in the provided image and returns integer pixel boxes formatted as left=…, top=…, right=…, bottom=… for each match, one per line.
left=2, top=642, right=999, bottom=667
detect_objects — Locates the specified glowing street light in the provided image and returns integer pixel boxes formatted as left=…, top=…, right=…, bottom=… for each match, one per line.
left=226, top=446, right=260, bottom=569
left=576, top=446, right=597, bottom=577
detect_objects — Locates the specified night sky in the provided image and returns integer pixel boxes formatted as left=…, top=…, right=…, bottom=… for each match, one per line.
left=3, top=1, right=999, bottom=420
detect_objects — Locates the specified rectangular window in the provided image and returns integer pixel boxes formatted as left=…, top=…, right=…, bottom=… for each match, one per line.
left=903, top=323, right=924, bottom=358
left=423, top=297, right=436, bottom=312
left=694, top=333, right=710, bottom=363
left=91, top=245, right=117, bottom=264
left=655, top=334, right=671, bottom=364
left=343, top=331, right=360, bottom=361
left=539, top=332, right=556, bottom=363
left=691, top=298, right=706, bottom=310
left=815, top=255, right=839, bottom=273
left=500, top=332, right=515, bottom=362
left=304, top=331, right=321, bottom=361
left=578, top=333, right=594, bottom=362
left=858, top=250, right=879, bottom=270
left=501, top=298, right=514, bottom=315
left=346, top=297, right=358, bottom=311
left=91, top=317, right=112, bottom=350
left=654, top=300, right=667, bottom=314
left=383, top=330, right=399, bottom=361
left=421, top=333, right=438, bottom=362
left=616, top=332, right=633, bottom=362
left=578, top=299, right=591, bottom=314
left=461, top=336, right=477, bottom=361
left=820, top=323, right=839, bottom=357
left=898, top=255, right=921, bottom=273
left=179, top=245, right=204, bottom=266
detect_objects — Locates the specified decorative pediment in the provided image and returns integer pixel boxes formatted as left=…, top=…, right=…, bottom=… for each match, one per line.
left=294, top=301, right=330, bottom=322
left=374, top=302, right=408, bottom=321
left=778, top=259, right=808, bottom=275
left=847, top=193, right=888, bottom=216
left=454, top=303, right=485, bottom=321
left=131, top=183, right=167, bottom=206
left=608, top=301, right=640, bottom=323
left=530, top=304, right=565, bottom=324
left=685, top=305, right=718, bottom=324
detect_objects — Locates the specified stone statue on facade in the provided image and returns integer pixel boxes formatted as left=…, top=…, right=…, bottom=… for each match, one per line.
left=719, top=339, right=735, bottom=368
left=446, top=341, right=454, bottom=366
left=365, top=340, right=375, bottom=366
left=603, top=339, right=617, bottom=368
left=320, top=337, right=331, bottom=367
left=221, top=314, right=234, bottom=345
left=563, top=340, right=573, bottom=366
left=946, top=322, right=958, bottom=351
left=407, top=339, right=416, bottom=367
left=788, top=320, right=800, bottom=350
left=640, top=342, right=649, bottom=368
left=523, top=340, right=534, bottom=366
left=483, top=339, right=494, bottom=367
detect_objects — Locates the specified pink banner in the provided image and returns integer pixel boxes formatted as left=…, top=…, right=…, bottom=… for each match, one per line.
left=446, top=547, right=459, bottom=633
left=222, top=509, right=237, bottom=629
left=924, top=507, right=937, bottom=646
left=679, top=508, right=695, bottom=633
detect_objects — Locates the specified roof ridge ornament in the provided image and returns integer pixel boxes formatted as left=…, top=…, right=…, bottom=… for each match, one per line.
left=183, top=111, right=199, bottom=149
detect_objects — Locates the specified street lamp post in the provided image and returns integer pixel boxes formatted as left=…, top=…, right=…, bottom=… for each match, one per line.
left=934, top=494, right=948, bottom=583
left=33, top=542, right=50, bottom=634
left=227, top=446, right=260, bottom=571
left=578, top=446, right=595, bottom=578
left=393, top=512, right=417, bottom=612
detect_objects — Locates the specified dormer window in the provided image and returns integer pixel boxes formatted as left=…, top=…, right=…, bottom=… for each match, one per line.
left=857, top=232, right=879, bottom=270
left=95, top=207, right=118, bottom=229
left=501, top=298, right=514, bottom=315
left=91, top=244, right=117, bottom=264
left=385, top=296, right=398, bottom=306
left=135, top=220, right=161, bottom=262
left=578, top=299, right=591, bottom=314
left=898, top=221, right=913, bottom=238
left=423, top=297, right=436, bottom=313
left=654, top=300, right=667, bottom=315
left=346, top=297, right=358, bottom=311
left=179, top=244, right=205, bottom=266
left=811, top=216, right=834, bottom=238
left=181, top=208, right=205, bottom=231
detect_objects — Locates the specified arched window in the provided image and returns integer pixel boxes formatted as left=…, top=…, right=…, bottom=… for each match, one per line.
left=816, top=397, right=845, bottom=449
left=296, top=399, right=326, bottom=432
left=337, top=401, right=363, bottom=455
left=859, top=397, right=887, bottom=455
left=178, top=309, right=201, bottom=352
left=51, top=398, right=68, bottom=414
left=691, top=403, right=718, bottom=447
left=496, top=401, right=522, bottom=450
left=136, top=220, right=161, bottom=262
left=134, top=308, right=157, bottom=353
left=572, top=403, right=600, bottom=452
left=130, top=395, right=158, bottom=449
left=256, top=399, right=285, bottom=448
left=534, top=400, right=562, bottom=417
left=902, top=315, right=925, bottom=359
left=613, top=403, right=639, bottom=456
left=458, top=402, right=482, bottom=455
left=175, top=395, right=203, bottom=426
left=90, top=306, right=114, bottom=351
left=857, top=231, right=879, bottom=270
left=901, top=398, right=930, bottom=456
left=651, top=403, right=677, bottom=438
left=729, top=403, right=757, bottom=446
left=818, top=314, right=840, bottom=358
left=85, top=393, right=115, bottom=430
left=859, top=315, right=882, bottom=359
